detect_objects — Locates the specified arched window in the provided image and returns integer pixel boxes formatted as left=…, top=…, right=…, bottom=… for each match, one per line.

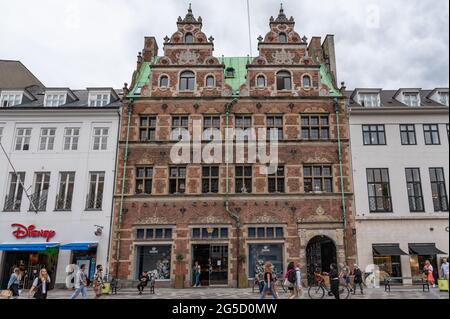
left=180, top=71, right=195, bottom=91
left=256, top=75, right=266, bottom=88
left=206, top=75, right=215, bottom=87
left=276, top=71, right=292, bottom=91
left=185, top=33, right=194, bottom=44
left=159, top=75, right=169, bottom=88
left=302, top=75, right=312, bottom=88
left=279, top=33, right=287, bottom=43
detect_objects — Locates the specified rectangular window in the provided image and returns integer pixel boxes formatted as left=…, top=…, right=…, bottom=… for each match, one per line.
left=191, top=228, right=229, bottom=239
left=363, top=125, right=386, bottom=145
left=93, top=127, right=109, bottom=150
left=39, top=128, right=56, bottom=151
left=429, top=168, right=449, bottom=212
left=203, top=116, right=221, bottom=134
left=171, top=116, right=189, bottom=141
left=169, top=167, right=186, bottom=194
left=304, top=165, right=333, bottom=193
left=3, top=172, right=25, bottom=212
left=64, top=128, right=80, bottom=151
left=140, top=116, right=157, bottom=142
left=15, top=128, right=32, bottom=151
left=248, top=227, right=284, bottom=239
left=403, top=93, right=420, bottom=107
left=202, top=166, right=219, bottom=194
left=405, top=168, right=424, bottom=212
left=358, top=93, right=380, bottom=107
left=301, top=115, right=329, bottom=140
left=56, top=172, right=75, bottom=211
left=235, top=115, right=252, bottom=141
left=1, top=91, right=23, bottom=107
left=45, top=93, right=66, bottom=107
left=136, top=228, right=173, bottom=240
left=89, top=93, right=110, bottom=107
left=86, top=172, right=105, bottom=210
left=367, top=168, right=392, bottom=213
left=423, top=124, right=440, bottom=145
left=136, top=245, right=171, bottom=280
left=266, top=116, right=284, bottom=140
left=400, top=125, right=417, bottom=145
left=0, top=127, right=4, bottom=143
left=248, top=244, right=284, bottom=278
left=30, top=172, right=50, bottom=211
left=136, top=167, right=153, bottom=195
left=235, top=166, right=252, bottom=193
left=439, top=92, right=449, bottom=106
left=268, top=166, right=285, bottom=193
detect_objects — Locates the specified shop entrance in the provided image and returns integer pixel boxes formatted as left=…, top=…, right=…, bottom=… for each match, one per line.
left=1, top=249, right=59, bottom=290
left=306, top=236, right=337, bottom=285
left=192, top=245, right=228, bottom=286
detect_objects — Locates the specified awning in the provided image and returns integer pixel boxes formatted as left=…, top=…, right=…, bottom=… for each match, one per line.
left=373, top=244, right=408, bottom=256
left=0, top=243, right=60, bottom=251
left=409, top=244, right=447, bottom=256
left=60, top=242, right=98, bottom=251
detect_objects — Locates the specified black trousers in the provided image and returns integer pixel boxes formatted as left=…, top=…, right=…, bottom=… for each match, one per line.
left=10, top=284, right=19, bottom=297
left=137, top=283, right=147, bottom=292
left=330, top=279, right=340, bottom=299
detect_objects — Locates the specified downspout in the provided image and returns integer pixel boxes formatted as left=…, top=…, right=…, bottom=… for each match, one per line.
left=224, top=97, right=241, bottom=287
left=334, top=98, right=348, bottom=258
left=114, top=98, right=134, bottom=277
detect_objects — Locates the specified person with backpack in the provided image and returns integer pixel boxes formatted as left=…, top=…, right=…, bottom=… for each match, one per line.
left=290, top=263, right=303, bottom=299
left=70, top=264, right=88, bottom=299
left=352, top=264, right=364, bottom=295
left=284, top=262, right=296, bottom=299
left=29, top=268, right=51, bottom=299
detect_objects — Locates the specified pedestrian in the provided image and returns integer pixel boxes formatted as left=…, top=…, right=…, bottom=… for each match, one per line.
left=7, top=268, right=21, bottom=299
left=352, top=264, right=364, bottom=295
left=193, top=261, right=201, bottom=287
left=70, top=264, right=88, bottom=299
left=256, top=268, right=265, bottom=293
left=29, top=268, right=51, bottom=299
left=110, top=277, right=118, bottom=295
left=260, top=262, right=278, bottom=300
left=284, top=262, right=296, bottom=299
left=93, top=265, right=104, bottom=299
left=328, top=263, right=340, bottom=299
left=137, top=272, right=150, bottom=295
left=340, top=262, right=352, bottom=292
left=440, top=258, right=449, bottom=287
left=424, top=260, right=435, bottom=288
left=289, top=263, right=303, bottom=299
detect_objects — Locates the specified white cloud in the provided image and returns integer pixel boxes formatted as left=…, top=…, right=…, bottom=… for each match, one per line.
left=0, top=0, right=448, bottom=89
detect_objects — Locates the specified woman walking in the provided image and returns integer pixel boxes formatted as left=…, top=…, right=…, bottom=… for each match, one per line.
left=352, top=264, right=364, bottom=295
left=260, top=262, right=278, bottom=300
left=93, top=265, right=104, bottom=299
left=424, top=260, right=435, bottom=288
left=7, top=268, right=21, bottom=299
left=29, top=268, right=51, bottom=299
left=284, top=262, right=296, bottom=299
left=328, top=263, right=340, bottom=299
left=193, top=261, right=201, bottom=287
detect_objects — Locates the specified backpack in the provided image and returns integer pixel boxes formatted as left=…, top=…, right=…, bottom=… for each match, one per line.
left=288, top=270, right=296, bottom=284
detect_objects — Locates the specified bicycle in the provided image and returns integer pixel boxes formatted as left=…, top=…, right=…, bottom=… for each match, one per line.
left=308, top=274, right=350, bottom=299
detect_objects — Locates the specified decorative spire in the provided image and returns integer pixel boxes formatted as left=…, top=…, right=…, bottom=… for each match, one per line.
left=271, top=3, right=294, bottom=24
left=179, top=3, right=201, bottom=24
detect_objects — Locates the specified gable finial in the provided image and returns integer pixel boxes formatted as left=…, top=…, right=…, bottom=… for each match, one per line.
left=280, top=3, right=284, bottom=12
left=188, top=3, right=192, bottom=13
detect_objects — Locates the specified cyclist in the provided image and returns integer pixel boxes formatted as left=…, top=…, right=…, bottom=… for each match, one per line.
left=327, top=263, right=340, bottom=299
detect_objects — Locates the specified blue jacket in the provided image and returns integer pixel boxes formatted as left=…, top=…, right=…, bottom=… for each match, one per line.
left=7, top=273, right=19, bottom=289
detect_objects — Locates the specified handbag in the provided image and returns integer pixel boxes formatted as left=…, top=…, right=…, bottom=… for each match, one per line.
left=284, top=279, right=294, bottom=288
left=0, top=290, right=13, bottom=299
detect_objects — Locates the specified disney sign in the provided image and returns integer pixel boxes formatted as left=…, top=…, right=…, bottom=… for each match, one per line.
left=11, top=224, right=56, bottom=242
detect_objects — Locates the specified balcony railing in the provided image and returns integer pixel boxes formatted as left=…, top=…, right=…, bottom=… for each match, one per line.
left=3, top=196, right=21, bottom=212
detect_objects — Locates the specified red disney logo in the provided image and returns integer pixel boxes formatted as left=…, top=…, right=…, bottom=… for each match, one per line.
left=11, top=224, right=56, bottom=242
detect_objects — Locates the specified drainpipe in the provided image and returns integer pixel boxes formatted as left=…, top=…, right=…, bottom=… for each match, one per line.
left=224, top=97, right=241, bottom=287
left=334, top=98, right=349, bottom=260
left=114, top=99, right=134, bottom=277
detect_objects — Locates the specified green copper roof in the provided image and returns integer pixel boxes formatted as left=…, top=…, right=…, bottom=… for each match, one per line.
left=221, top=56, right=251, bottom=95
left=320, top=64, right=342, bottom=97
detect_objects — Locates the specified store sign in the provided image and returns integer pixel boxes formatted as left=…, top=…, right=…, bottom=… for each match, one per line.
left=11, top=224, right=56, bottom=242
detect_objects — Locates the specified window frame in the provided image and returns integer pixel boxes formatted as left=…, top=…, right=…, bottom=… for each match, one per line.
left=171, top=115, right=189, bottom=141
left=303, top=165, right=333, bottom=193
left=358, top=93, right=381, bottom=107
left=266, top=115, right=284, bottom=140
left=39, top=128, right=56, bottom=151
left=362, top=124, right=387, bottom=146
left=256, top=75, right=266, bottom=88
left=279, top=32, right=288, bottom=43
left=44, top=92, right=67, bottom=107
left=366, top=168, right=393, bottom=213
left=92, top=127, right=109, bottom=151
left=169, top=166, right=187, bottom=195
left=202, top=166, right=220, bottom=194
left=302, top=75, right=312, bottom=89
left=301, top=114, right=330, bottom=141
left=14, top=128, right=32, bottom=151
left=184, top=33, right=194, bottom=44
left=30, top=172, right=51, bottom=212
left=403, top=92, right=420, bottom=107
left=135, top=167, right=154, bottom=195
left=235, top=165, right=253, bottom=194
left=429, top=168, right=449, bottom=212
left=179, top=71, right=195, bottom=91
left=423, top=124, right=441, bottom=145
left=0, top=91, right=23, bottom=107
left=400, top=124, right=417, bottom=145
left=276, top=71, right=292, bottom=91
left=88, top=92, right=110, bottom=107
left=3, top=172, right=25, bottom=212
left=159, top=75, right=169, bottom=88
left=86, top=172, right=105, bottom=211
left=63, top=127, right=81, bottom=151
left=55, top=172, right=75, bottom=211
left=205, top=75, right=215, bottom=88
left=268, top=166, right=285, bottom=193
left=405, top=168, right=425, bottom=213
left=139, top=116, right=157, bottom=142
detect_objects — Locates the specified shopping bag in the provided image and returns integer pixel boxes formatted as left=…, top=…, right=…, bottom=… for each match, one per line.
left=0, top=290, right=12, bottom=299
left=438, top=280, right=448, bottom=292
left=102, top=282, right=111, bottom=295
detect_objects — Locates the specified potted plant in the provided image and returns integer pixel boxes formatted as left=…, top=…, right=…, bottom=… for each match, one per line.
left=174, top=253, right=185, bottom=289
left=238, top=253, right=248, bottom=288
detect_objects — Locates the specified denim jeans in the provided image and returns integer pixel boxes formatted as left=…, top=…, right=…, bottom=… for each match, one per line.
left=195, top=273, right=201, bottom=286
left=260, top=283, right=278, bottom=299
left=70, top=286, right=88, bottom=299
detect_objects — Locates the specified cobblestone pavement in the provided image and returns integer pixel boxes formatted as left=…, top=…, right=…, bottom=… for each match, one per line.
left=10, top=287, right=449, bottom=300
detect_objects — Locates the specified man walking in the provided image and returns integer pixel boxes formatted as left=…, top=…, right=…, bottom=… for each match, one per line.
left=441, top=258, right=449, bottom=288
left=70, top=264, right=88, bottom=299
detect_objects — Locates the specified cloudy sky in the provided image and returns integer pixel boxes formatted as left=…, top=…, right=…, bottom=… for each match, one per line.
left=0, top=0, right=448, bottom=89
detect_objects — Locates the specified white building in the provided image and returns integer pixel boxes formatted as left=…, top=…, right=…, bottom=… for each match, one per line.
left=347, top=88, right=449, bottom=284
left=0, top=60, right=121, bottom=288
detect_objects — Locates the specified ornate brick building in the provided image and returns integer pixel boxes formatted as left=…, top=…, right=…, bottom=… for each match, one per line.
left=110, top=5, right=356, bottom=288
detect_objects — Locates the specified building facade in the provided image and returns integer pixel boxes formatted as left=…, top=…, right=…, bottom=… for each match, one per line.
left=0, top=61, right=121, bottom=288
left=110, top=6, right=356, bottom=288
left=347, top=88, right=449, bottom=284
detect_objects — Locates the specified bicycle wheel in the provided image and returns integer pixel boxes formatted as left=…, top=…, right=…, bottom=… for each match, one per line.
left=339, top=286, right=350, bottom=299
left=308, top=285, right=325, bottom=299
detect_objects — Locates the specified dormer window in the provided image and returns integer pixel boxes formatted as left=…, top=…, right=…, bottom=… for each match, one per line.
left=45, top=92, right=66, bottom=107
left=159, top=75, right=169, bottom=88
left=185, top=33, right=194, bottom=44
left=403, top=92, right=420, bottom=107
left=439, top=92, right=449, bottom=106
left=225, top=68, right=235, bottom=78
left=1, top=91, right=23, bottom=107
left=358, top=93, right=380, bottom=107
left=89, top=92, right=110, bottom=107
left=279, top=33, right=287, bottom=43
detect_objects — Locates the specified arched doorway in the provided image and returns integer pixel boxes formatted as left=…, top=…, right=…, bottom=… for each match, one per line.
left=306, top=236, right=337, bottom=285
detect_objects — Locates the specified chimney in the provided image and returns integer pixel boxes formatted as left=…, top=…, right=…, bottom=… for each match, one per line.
left=322, top=35, right=338, bottom=88
left=307, top=37, right=322, bottom=63
left=143, top=37, right=159, bottom=62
